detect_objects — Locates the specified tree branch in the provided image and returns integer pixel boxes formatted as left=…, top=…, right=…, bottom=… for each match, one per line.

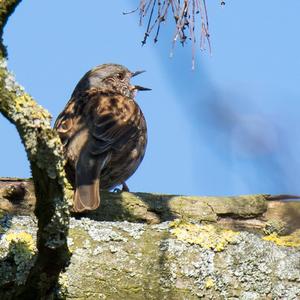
left=1, top=178, right=300, bottom=236
left=1, top=201, right=300, bottom=299
left=0, top=1, right=70, bottom=297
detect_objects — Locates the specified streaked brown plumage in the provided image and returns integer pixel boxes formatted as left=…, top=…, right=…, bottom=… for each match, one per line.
left=54, top=64, right=148, bottom=212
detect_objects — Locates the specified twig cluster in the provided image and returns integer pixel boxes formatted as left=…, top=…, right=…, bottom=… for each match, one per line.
left=125, top=1, right=225, bottom=68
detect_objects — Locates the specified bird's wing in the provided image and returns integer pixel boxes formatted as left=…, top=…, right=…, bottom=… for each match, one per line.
left=56, top=90, right=139, bottom=212
left=86, top=90, right=140, bottom=154
left=54, top=98, right=77, bottom=147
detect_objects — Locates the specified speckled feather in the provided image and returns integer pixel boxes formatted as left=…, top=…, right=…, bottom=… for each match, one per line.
left=54, top=64, right=147, bottom=212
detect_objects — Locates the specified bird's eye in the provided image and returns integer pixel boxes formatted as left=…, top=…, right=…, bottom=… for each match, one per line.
left=116, top=73, right=125, bottom=80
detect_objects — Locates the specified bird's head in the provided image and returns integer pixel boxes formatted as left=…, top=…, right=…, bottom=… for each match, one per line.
left=71, top=63, right=150, bottom=98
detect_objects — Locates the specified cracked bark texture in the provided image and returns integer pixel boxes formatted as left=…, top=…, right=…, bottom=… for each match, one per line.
left=0, top=214, right=300, bottom=299
left=0, top=1, right=70, bottom=298
left=1, top=178, right=300, bottom=235
left=1, top=179, right=300, bottom=298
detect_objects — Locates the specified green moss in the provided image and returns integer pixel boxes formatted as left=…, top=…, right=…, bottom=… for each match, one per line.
left=68, top=228, right=91, bottom=251
left=169, top=220, right=239, bottom=252
left=263, top=219, right=287, bottom=236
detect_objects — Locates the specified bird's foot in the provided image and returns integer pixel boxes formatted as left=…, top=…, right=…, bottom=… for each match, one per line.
left=113, top=182, right=130, bottom=193
left=122, top=182, right=129, bottom=192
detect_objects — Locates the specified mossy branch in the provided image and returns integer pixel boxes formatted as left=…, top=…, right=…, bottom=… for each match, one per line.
left=1, top=178, right=300, bottom=236
left=0, top=1, right=70, bottom=298
left=1, top=214, right=300, bottom=299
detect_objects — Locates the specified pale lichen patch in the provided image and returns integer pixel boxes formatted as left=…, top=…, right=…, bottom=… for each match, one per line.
left=169, top=221, right=238, bottom=252
left=57, top=272, right=69, bottom=299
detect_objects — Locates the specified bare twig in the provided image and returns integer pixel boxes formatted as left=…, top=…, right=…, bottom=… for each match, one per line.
left=126, top=0, right=221, bottom=68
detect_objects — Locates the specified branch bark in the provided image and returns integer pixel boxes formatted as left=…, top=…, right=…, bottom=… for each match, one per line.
left=0, top=1, right=70, bottom=298
left=1, top=212, right=300, bottom=299
left=1, top=178, right=300, bottom=236
left=1, top=180, right=300, bottom=298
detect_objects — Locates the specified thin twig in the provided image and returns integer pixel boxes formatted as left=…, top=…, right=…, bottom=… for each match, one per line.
left=123, top=6, right=139, bottom=15
left=125, top=0, right=215, bottom=68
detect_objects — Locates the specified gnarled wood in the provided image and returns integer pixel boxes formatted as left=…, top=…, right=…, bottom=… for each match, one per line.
left=1, top=178, right=300, bottom=235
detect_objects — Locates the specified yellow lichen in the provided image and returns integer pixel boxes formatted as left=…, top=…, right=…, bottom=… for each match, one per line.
left=6, top=231, right=35, bottom=254
left=263, top=230, right=300, bottom=248
left=205, top=277, right=215, bottom=289
left=14, top=94, right=51, bottom=120
left=64, top=179, right=74, bottom=207
left=169, top=221, right=238, bottom=252
left=5, top=231, right=36, bottom=284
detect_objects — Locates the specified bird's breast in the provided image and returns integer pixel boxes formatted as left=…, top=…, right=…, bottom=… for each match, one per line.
left=97, top=96, right=147, bottom=189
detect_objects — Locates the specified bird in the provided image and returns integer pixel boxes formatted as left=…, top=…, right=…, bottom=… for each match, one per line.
left=54, top=64, right=149, bottom=212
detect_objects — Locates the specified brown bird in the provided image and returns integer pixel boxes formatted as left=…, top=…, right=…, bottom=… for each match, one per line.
left=54, top=64, right=149, bottom=212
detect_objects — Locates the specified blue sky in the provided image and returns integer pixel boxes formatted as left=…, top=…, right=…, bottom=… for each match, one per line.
left=1, top=0, right=300, bottom=196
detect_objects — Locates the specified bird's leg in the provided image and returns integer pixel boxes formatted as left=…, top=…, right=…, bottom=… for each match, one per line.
left=113, top=187, right=121, bottom=193
left=113, top=182, right=129, bottom=193
left=122, top=182, right=129, bottom=192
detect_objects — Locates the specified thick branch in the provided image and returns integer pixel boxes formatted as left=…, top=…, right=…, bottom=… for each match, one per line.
left=1, top=214, right=300, bottom=299
left=0, top=2, right=70, bottom=298
left=1, top=178, right=300, bottom=235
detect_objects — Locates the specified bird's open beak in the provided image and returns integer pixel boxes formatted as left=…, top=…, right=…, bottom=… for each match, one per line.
left=131, top=70, right=146, bottom=77
left=131, top=70, right=151, bottom=91
left=132, top=85, right=152, bottom=91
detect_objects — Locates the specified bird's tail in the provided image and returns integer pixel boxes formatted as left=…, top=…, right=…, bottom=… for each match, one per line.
left=73, top=149, right=104, bottom=212
left=73, top=180, right=100, bottom=212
